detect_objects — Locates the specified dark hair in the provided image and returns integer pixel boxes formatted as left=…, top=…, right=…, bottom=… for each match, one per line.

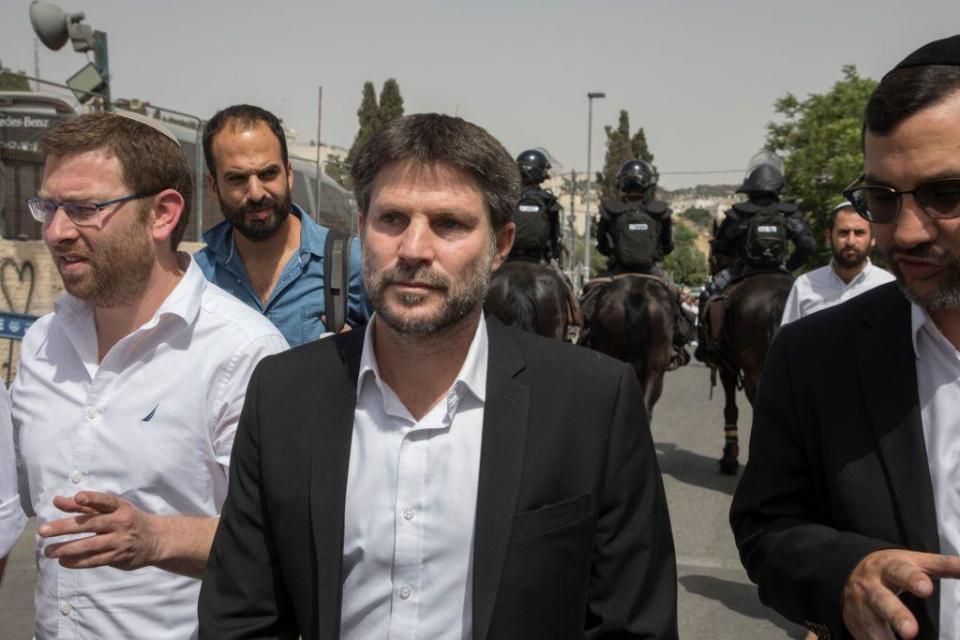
left=350, top=113, right=520, bottom=232
left=39, top=112, right=193, bottom=249
left=864, top=65, right=960, bottom=136
left=203, top=104, right=289, bottom=176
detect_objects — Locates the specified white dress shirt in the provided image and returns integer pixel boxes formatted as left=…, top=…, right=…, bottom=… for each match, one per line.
left=340, top=315, right=488, bottom=640
left=781, top=259, right=895, bottom=325
left=912, top=305, right=960, bottom=638
left=12, top=256, right=288, bottom=640
left=0, top=384, right=26, bottom=557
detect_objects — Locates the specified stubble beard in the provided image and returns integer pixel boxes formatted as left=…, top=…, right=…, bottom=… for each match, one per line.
left=363, top=242, right=495, bottom=338
left=886, top=243, right=960, bottom=311
left=52, top=213, right=156, bottom=308
left=219, top=188, right=292, bottom=242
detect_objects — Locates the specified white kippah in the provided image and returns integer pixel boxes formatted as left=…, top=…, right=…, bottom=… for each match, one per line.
left=110, top=110, right=181, bottom=148
left=831, top=200, right=855, bottom=214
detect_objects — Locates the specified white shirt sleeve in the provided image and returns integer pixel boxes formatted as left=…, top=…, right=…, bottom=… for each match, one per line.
left=0, top=384, right=26, bottom=557
left=209, top=333, right=289, bottom=472
left=781, top=280, right=803, bottom=326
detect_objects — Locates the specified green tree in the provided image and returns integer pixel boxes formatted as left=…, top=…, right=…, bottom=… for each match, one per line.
left=766, top=64, right=877, bottom=266
left=344, top=81, right=381, bottom=179
left=663, top=222, right=708, bottom=286
left=679, top=207, right=713, bottom=229
left=630, top=128, right=654, bottom=164
left=378, top=78, right=404, bottom=126
left=597, top=110, right=656, bottom=203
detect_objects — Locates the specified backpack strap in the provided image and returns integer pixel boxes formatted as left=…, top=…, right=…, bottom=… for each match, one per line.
left=323, top=229, right=351, bottom=334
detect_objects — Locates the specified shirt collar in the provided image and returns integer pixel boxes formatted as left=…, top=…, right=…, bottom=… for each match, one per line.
left=910, top=302, right=952, bottom=360
left=357, top=314, right=489, bottom=404
left=54, top=253, right=206, bottom=330
left=201, top=203, right=316, bottom=265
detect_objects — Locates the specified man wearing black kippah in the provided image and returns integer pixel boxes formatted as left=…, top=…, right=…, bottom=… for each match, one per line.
left=731, top=35, right=960, bottom=640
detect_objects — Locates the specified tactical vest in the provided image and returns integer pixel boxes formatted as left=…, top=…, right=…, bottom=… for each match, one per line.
left=737, top=203, right=789, bottom=268
left=512, top=188, right=552, bottom=251
left=613, top=204, right=662, bottom=269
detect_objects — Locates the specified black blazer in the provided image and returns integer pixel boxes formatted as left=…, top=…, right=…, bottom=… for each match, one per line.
left=199, top=316, right=678, bottom=639
left=730, top=282, right=940, bottom=639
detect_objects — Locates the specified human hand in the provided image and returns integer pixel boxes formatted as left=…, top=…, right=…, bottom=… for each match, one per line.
left=842, top=549, right=960, bottom=639
left=37, top=491, right=161, bottom=571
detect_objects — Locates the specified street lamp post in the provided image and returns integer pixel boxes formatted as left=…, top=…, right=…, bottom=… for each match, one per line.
left=583, top=92, right=605, bottom=285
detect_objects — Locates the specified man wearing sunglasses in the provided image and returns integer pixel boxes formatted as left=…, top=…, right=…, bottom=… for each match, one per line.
left=732, top=35, right=960, bottom=640
left=12, top=112, right=288, bottom=638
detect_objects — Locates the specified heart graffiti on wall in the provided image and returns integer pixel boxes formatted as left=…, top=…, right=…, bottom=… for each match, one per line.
left=0, top=258, right=35, bottom=315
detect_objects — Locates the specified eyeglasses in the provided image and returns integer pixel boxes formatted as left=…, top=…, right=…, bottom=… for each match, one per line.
left=842, top=176, right=960, bottom=224
left=26, top=190, right=161, bottom=227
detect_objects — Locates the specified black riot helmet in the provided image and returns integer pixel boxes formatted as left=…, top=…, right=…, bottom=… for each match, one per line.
left=617, top=159, right=658, bottom=196
left=737, top=150, right=785, bottom=196
left=516, top=149, right=551, bottom=186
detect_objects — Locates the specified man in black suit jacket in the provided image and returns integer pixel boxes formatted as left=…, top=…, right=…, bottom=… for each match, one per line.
left=731, top=36, right=960, bottom=640
left=200, top=113, right=677, bottom=639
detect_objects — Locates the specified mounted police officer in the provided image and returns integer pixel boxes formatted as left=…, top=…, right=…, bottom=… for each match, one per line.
left=585, top=159, right=693, bottom=367
left=695, top=151, right=816, bottom=363
left=509, top=149, right=563, bottom=264
left=596, top=159, right=673, bottom=275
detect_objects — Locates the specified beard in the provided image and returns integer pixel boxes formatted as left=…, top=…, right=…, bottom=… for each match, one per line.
left=51, top=210, right=155, bottom=308
left=219, top=188, right=292, bottom=242
left=363, top=241, right=494, bottom=337
left=885, top=243, right=960, bottom=311
left=831, top=244, right=869, bottom=270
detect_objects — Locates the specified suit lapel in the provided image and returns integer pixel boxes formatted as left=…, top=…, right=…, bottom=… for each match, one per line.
left=310, top=330, right=365, bottom=638
left=856, top=286, right=939, bottom=554
left=472, top=318, right=529, bottom=640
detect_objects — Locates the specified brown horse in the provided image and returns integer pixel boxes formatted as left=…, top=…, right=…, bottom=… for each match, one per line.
left=713, top=271, right=794, bottom=474
left=485, top=260, right=575, bottom=341
left=579, top=275, right=674, bottom=416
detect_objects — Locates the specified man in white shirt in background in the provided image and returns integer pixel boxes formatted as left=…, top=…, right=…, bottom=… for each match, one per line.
left=0, top=385, right=26, bottom=585
left=781, top=200, right=895, bottom=325
left=13, top=112, right=287, bottom=638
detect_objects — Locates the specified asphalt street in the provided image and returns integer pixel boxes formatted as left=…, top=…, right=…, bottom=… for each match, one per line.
left=0, top=362, right=805, bottom=639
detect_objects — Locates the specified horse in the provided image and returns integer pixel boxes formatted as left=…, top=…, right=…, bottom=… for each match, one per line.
left=579, top=275, right=675, bottom=416
left=710, top=271, right=794, bottom=474
left=485, top=260, right=577, bottom=341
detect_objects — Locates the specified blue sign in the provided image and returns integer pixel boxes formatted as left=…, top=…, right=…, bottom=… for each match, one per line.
left=0, top=312, right=37, bottom=340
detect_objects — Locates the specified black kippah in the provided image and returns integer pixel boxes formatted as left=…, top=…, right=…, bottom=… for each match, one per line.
left=893, top=34, right=960, bottom=70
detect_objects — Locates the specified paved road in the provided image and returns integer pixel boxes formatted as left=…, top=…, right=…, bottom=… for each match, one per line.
left=0, top=362, right=805, bottom=639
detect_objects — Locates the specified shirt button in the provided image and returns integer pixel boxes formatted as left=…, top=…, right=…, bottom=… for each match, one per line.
left=402, top=507, right=415, bottom=521
left=70, top=471, right=82, bottom=484
left=399, top=586, right=412, bottom=600
left=60, top=603, right=71, bottom=616
left=85, top=407, right=97, bottom=420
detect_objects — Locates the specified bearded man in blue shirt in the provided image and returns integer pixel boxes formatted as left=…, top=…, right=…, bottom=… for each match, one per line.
left=196, top=105, right=367, bottom=345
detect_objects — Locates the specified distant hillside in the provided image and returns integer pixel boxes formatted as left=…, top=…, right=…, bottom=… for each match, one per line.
left=660, top=184, right=739, bottom=199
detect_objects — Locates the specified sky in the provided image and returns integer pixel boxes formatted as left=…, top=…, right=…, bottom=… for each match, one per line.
left=2, top=0, right=959, bottom=189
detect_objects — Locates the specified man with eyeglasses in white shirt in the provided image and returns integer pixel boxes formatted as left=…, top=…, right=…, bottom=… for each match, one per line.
left=14, top=112, right=287, bottom=639
left=780, top=201, right=895, bottom=325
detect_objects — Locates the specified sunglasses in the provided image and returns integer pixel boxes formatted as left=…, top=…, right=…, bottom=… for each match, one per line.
left=26, top=190, right=161, bottom=227
left=842, top=176, right=960, bottom=224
